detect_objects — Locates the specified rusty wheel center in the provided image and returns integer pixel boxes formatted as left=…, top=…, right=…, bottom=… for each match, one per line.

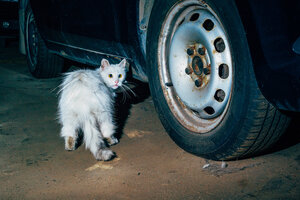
left=185, top=44, right=211, bottom=88
left=192, top=56, right=203, bottom=75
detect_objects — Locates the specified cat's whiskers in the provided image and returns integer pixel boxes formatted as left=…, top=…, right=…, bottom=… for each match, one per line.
left=119, top=86, right=130, bottom=103
left=124, top=80, right=138, bottom=86
left=51, top=85, right=60, bottom=95
left=122, top=84, right=137, bottom=97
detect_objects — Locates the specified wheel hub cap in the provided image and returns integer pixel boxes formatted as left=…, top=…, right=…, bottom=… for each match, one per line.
left=168, top=8, right=232, bottom=119
left=158, top=0, right=233, bottom=132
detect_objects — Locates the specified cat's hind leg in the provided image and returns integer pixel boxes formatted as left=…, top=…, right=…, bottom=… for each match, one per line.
left=60, top=122, right=78, bottom=151
left=95, top=140, right=116, bottom=161
left=83, top=119, right=115, bottom=161
left=98, top=114, right=119, bottom=146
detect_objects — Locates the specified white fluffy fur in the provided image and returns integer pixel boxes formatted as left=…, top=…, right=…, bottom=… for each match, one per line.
left=58, top=58, right=126, bottom=161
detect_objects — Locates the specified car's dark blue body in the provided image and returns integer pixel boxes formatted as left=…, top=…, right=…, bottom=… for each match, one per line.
left=236, top=0, right=300, bottom=112
left=29, top=0, right=147, bottom=81
left=25, top=0, right=300, bottom=111
left=0, top=0, right=19, bottom=38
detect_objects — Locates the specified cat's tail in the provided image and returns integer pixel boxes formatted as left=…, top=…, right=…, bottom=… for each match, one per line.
left=50, top=72, right=75, bottom=95
left=57, top=72, right=79, bottom=94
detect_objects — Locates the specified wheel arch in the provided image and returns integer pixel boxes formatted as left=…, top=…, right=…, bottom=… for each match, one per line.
left=138, top=0, right=155, bottom=58
left=235, top=0, right=300, bottom=112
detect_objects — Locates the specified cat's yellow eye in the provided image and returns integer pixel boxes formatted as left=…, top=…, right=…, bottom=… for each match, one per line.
left=108, top=74, right=113, bottom=78
left=118, top=74, right=122, bottom=78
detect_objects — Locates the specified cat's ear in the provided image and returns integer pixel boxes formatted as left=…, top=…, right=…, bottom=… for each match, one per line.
left=100, top=58, right=110, bottom=70
left=119, top=59, right=127, bottom=69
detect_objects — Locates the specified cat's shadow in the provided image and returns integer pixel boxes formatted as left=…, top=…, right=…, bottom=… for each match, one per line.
left=114, top=79, right=150, bottom=140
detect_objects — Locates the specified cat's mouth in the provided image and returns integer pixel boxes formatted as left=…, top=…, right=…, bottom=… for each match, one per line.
left=112, top=85, right=119, bottom=89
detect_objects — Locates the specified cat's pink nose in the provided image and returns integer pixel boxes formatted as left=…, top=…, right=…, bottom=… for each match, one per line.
left=115, top=80, right=119, bottom=84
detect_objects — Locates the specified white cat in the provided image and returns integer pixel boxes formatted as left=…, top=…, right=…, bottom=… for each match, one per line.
left=58, top=58, right=127, bottom=161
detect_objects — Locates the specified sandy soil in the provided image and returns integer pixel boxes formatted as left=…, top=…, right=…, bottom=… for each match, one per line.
left=0, top=43, right=299, bottom=200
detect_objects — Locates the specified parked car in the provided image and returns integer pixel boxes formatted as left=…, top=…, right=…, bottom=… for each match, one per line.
left=0, top=0, right=18, bottom=47
left=19, top=0, right=300, bottom=160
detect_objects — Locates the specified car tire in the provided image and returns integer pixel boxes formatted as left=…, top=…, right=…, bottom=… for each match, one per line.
left=146, top=0, right=290, bottom=160
left=25, top=5, right=65, bottom=78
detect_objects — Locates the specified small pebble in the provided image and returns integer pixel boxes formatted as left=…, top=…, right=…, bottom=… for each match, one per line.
left=221, top=161, right=228, bottom=168
left=202, top=163, right=210, bottom=169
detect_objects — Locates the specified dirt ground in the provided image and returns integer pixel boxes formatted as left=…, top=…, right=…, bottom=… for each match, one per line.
left=0, top=42, right=299, bottom=200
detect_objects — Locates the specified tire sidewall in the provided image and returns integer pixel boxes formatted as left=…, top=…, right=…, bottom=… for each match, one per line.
left=25, top=5, right=39, bottom=74
left=24, top=4, right=65, bottom=78
left=147, top=0, right=255, bottom=159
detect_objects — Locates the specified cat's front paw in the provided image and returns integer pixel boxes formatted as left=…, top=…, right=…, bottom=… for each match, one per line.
left=106, top=136, right=119, bottom=146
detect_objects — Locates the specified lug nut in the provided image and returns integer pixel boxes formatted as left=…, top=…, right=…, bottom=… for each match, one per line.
left=195, top=79, right=202, bottom=87
left=198, top=47, right=205, bottom=55
left=185, top=67, right=192, bottom=75
left=203, top=68, right=210, bottom=75
left=187, top=48, right=194, bottom=56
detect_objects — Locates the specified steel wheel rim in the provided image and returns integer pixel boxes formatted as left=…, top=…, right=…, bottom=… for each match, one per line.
left=158, top=0, right=233, bottom=133
left=26, top=11, right=38, bottom=70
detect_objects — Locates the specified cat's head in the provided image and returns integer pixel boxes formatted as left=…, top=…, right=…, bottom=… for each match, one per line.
left=99, top=58, right=126, bottom=89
